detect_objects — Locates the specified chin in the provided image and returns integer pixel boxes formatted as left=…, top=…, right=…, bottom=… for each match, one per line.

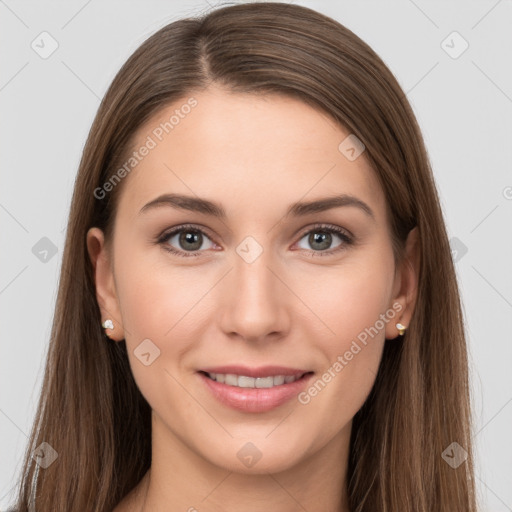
left=203, top=439, right=309, bottom=475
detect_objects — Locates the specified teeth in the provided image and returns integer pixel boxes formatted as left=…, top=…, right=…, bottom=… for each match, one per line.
left=225, top=374, right=238, bottom=386
left=207, top=372, right=304, bottom=388
left=273, top=375, right=285, bottom=386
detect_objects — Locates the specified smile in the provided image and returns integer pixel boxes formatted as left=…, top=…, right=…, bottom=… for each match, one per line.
left=197, top=370, right=315, bottom=413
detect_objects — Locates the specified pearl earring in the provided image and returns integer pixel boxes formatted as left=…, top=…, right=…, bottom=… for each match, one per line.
left=102, top=319, right=114, bottom=330
left=102, top=319, right=114, bottom=339
left=395, top=322, right=406, bottom=336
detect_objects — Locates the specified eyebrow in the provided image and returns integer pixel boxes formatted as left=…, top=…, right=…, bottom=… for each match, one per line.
left=139, top=193, right=375, bottom=221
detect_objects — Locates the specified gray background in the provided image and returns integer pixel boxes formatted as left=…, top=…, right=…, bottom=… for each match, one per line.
left=1, top=0, right=511, bottom=510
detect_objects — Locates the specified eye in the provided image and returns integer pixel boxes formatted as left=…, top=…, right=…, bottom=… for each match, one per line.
left=156, top=223, right=354, bottom=258
left=295, top=224, right=354, bottom=257
left=157, top=224, right=217, bottom=258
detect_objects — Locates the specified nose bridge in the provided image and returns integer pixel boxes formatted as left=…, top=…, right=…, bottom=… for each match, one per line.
left=219, top=235, right=288, bottom=341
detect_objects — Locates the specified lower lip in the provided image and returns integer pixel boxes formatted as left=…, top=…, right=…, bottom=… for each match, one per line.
left=198, top=372, right=314, bottom=413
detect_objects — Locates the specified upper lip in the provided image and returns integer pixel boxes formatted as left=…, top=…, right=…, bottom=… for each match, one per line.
left=198, top=365, right=312, bottom=378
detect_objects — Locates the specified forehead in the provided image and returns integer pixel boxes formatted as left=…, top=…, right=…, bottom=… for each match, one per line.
left=116, top=88, right=386, bottom=224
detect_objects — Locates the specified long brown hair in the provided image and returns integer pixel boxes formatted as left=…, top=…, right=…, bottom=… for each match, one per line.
left=12, top=2, right=477, bottom=510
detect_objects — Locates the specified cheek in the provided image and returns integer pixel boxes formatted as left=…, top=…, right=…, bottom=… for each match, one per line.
left=302, top=250, right=395, bottom=402
left=113, top=251, right=207, bottom=410
left=309, top=257, right=394, bottom=350
left=115, top=246, right=208, bottom=340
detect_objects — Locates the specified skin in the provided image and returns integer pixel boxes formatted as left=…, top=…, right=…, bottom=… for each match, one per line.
left=87, top=86, right=419, bottom=512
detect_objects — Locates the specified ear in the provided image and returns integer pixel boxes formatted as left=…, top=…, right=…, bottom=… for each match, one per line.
left=86, top=227, right=125, bottom=342
left=385, top=226, right=420, bottom=340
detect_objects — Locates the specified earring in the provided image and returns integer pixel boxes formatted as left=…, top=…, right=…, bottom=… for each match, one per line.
left=102, top=319, right=114, bottom=338
left=395, top=322, right=406, bottom=336
left=102, top=319, right=114, bottom=330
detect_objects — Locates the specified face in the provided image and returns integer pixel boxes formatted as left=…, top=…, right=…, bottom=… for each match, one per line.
left=88, top=86, right=417, bottom=475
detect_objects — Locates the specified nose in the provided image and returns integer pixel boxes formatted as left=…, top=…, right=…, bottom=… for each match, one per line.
left=218, top=247, right=291, bottom=344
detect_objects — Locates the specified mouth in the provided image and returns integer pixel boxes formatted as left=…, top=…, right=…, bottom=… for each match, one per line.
left=197, top=368, right=315, bottom=413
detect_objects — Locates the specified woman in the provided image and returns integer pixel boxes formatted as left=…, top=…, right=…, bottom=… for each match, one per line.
left=11, top=2, right=477, bottom=511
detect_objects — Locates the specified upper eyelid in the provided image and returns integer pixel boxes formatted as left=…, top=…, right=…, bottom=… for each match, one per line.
left=297, top=223, right=352, bottom=238
left=160, top=223, right=217, bottom=243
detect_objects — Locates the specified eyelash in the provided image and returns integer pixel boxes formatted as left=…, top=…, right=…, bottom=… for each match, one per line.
left=156, top=223, right=354, bottom=258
